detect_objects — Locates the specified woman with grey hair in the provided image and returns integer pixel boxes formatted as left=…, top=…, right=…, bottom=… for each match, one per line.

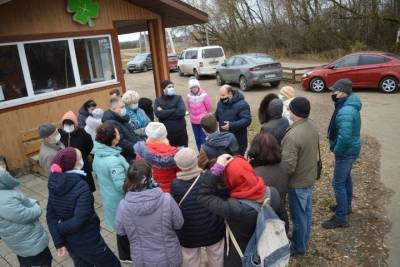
left=122, top=90, right=150, bottom=137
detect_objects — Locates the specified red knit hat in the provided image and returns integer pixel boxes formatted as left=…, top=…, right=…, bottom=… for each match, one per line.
left=224, top=156, right=266, bottom=201
left=51, top=147, right=77, bottom=172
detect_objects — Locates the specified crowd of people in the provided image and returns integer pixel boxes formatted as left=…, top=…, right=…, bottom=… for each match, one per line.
left=0, top=77, right=362, bottom=267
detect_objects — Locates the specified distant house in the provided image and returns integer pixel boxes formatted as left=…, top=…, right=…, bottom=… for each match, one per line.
left=0, top=0, right=207, bottom=171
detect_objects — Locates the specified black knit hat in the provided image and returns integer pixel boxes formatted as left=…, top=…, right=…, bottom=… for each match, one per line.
left=160, top=80, right=173, bottom=90
left=289, top=97, right=311, bottom=118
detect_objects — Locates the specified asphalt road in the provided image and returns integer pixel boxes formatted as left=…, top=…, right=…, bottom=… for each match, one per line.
left=125, top=71, right=400, bottom=266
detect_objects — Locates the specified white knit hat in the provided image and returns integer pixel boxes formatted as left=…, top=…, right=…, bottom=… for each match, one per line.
left=188, top=78, right=200, bottom=90
left=145, top=122, right=168, bottom=141
left=174, top=148, right=198, bottom=171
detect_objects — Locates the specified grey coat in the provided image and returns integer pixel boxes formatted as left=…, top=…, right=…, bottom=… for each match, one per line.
left=39, top=142, right=64, bottom=177
left=115, top=187, right=183, bottom=267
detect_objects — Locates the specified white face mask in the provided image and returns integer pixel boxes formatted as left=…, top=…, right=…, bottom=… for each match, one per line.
left=52, top=133, right=61, bottom=144
left=120, top=107, right=127, bottom=117
left=63, top=125, right=75, bottom=133
left=288, top=111, right=295, bottom=125
left=75, top=158, right=84, bottom=170
left=278, top=94, right=285, bottom=101
left=130, top=103, right=139, bottom=110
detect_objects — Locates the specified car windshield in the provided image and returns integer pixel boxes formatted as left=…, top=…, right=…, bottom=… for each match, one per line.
left=133, top=54, right=147, bottom=60
left=249, top=55, right=275, bottom=64
left=385, top=53, right=400, bottom=60
left=202, top=48, right=224, bottom=58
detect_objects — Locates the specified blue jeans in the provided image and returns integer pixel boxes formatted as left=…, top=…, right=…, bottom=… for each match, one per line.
left=192, top=124, right=206, bottom=151
left=333, top=155, right=357, bottom=222
left=288, top=187, right=313, bottom=254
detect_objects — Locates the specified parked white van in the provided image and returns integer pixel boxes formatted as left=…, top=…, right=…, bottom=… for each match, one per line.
left=177, top=46, right=225, bottom=79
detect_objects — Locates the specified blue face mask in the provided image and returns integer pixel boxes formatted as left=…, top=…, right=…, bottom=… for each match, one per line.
left=120, top=107, right=127, bottom=117
left=130, top=103, right=139, bottom=110
left=167, top=87, right=175, bottom=96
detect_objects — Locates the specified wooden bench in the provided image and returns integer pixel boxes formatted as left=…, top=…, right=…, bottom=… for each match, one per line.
left=20, top=124, right=58, bottom=176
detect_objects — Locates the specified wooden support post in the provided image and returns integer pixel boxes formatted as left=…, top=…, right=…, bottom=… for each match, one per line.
left=147, top=18, right=170, bottom=97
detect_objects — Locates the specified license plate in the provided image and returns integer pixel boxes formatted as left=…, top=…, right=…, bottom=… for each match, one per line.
left=265, top=74, right=276, bottom=78
left=210, top=61, right=219, bottom=65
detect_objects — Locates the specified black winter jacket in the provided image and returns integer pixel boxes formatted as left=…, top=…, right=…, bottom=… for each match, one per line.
left=46, top=171, right=102, bottom=249
left=154, top=95, right=188, bottom=146
left=102, top=109, right=143, bottom=162
left=170, top=175, right=225, bottom=248
left=78, top=106, right=90, bottom=128
left=260, top=99, right=289, bottom=144
left=59, top=127, right=95, bottom=192
left=202, top=131, right=239, bottom=160
left=215, top=90, right=251, bottom=155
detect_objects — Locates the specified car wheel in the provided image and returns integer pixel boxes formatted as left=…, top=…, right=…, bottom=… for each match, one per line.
left=239, top=76, right=249, bottom=91
left=194, top=69, right=200, bottom=80
left=178, top=67, right=184, bottom=77
left=128, top=70, right=133, bottom=74
left=270, top=81, right=281, bottom=87
left=379, top=76, right=399, bottom=94
left=143, top=65, right=148, bottom=72
left=310, top=77, right=326, bottom=92
left=216, top=73, right=225, bottom=86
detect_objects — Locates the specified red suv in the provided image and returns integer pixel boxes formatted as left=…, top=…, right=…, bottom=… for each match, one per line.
left=302, top=51, right=400, bottom=93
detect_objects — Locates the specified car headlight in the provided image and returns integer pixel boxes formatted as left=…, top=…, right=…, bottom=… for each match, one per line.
left=302, top=71, right=312, bottom=78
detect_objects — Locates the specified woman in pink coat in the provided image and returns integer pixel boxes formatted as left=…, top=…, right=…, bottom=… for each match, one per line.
left=186, top=78, right=212, bottom=151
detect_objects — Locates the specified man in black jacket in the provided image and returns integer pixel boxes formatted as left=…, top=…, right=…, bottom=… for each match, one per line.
left=102, top=96, right=143, bottom=162
left=154, top=80, right=188, bottom=147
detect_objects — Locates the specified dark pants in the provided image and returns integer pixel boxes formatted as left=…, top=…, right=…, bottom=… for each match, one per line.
left=333, top=155, right=357, bottom=222
left=191, top=124, right=206, bottom=151
left=68, top=240, right=121, bottom=267
left=168, top=131, right=188, bottom=147
left=17, top=247, right=52, bottom=267
left=116, top=234, right=131, bottom=261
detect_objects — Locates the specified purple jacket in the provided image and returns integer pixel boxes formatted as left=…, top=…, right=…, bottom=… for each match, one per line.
left=115, top=187, right=183, bottom=267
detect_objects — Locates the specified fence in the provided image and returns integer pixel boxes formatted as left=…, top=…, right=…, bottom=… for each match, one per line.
left=282, top=65, right=323, bottom=83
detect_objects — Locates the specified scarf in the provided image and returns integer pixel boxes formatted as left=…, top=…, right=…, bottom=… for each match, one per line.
left=176, top=167, right=203, bottom=181
left=328, top=96, right=348, bottom=141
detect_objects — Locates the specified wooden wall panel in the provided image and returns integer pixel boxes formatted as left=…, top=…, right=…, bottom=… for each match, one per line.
left=0, top=85, right=121, bottom=170
left=0, top=0, right=159, bottom=38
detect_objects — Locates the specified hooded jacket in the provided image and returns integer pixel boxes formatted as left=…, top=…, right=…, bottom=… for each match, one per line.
left=329, top=94, right=362, bottom=157
left=186, top=88, right=212, bottom=124
left=102, top=109, right=143, bottom=162
left=202, top=131, right=239, bottom=160
left=0, top=169, right=49, bottom=257
left=46, top=170, right=101, bottom=249
left=215, top=90, right=251, bottom=154
left=59, top=111, right=95, bottom=192
left=260, top=99, right=289, bottom=144
left=92, top=142, right=129, bottom=230
left=78, top=106, right=91, bottom=128
left=115, top=188, right=183, bottom=267
left=134, top=141, right=179, bottom=192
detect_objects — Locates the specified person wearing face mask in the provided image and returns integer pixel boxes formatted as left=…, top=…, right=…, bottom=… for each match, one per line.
left=281, top=97, right=319, bottom=256
left=186, top=78, right=212, bottom=151
left=59, top=111, right=95, bottom=192
left=38, top=123, right=65, bottom=177
left=102, top=96, right=144, bottom=162
left=322, top=79, right=362, bottom=229
left=78, top=99, right=97, bottom=128
left=154, top=79, right=188, bottom=147
left=92, top=124, right=131, bottom=262
left=215, top=85, right=251, bottom=155
left=122, top=90, right=150, bottom=137
left=47, top=147, right=121, bottom=267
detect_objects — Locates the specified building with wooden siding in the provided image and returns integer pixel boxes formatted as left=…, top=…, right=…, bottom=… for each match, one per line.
left=0, top=0, right=207, bottom=171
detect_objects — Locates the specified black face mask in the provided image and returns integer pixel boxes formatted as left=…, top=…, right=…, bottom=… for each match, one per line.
left=221, top=97, right=229, bottom=103
left=331, top=94, right=338, bottom=102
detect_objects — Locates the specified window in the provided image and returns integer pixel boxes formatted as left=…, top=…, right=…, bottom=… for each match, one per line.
left=250, top=55, right=275, bottom=64
left=0, top=34, right=116, bottom=108
left=359, top=55, right=386, bottom=65
left=25, top=41, right=75, bottom=94
left=202, top=48, right=224, bottom=58
left=226, top=57, right=236, bottom=66
left=233, top=57, right=247, bottom=66
left=334, top=56, right=359, bottom=68
left=74, top=37, right=115, bottom=85
left=385, top=53, right=400, bottom=60
left=185, top=50, right=198, bottom=59
left=0, top=45, right=27, bottom=101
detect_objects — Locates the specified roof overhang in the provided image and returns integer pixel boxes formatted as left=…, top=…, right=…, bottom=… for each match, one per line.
left=118, top=0, right=208, bottom=34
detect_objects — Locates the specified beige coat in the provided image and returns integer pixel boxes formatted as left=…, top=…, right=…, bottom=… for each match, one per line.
left=38, top=142, right=64, bottom=177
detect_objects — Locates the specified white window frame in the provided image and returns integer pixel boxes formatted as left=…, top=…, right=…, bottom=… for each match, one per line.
left=0, top=34, right=118, bottom=109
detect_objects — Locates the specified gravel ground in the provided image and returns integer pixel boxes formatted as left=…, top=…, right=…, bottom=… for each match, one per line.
left=126, top=71, right=392, bottom=266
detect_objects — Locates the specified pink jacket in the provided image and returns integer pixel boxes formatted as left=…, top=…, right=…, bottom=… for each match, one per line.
left=186, top=88, right=212, bottom=124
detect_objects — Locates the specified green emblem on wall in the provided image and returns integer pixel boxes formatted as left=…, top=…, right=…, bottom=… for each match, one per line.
left=67, top=0, right=99, bottom=27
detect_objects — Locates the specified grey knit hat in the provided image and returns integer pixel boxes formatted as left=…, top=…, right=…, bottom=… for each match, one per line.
left=38, top=123, right=56, bottom=138
left=145, top=122, right=168, bottom=141
left=174, top=148, right=198, bottom=171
